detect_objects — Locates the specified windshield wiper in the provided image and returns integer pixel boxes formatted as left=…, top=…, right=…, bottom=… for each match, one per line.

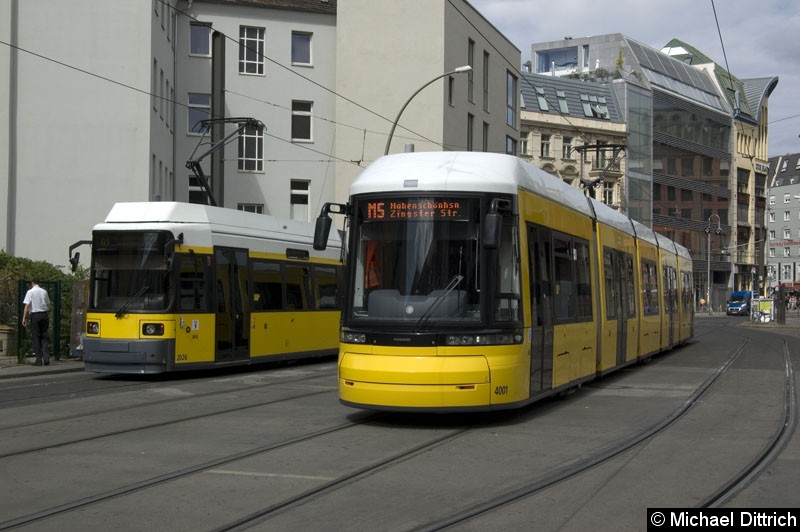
left=115, top=285, right=149, bottom=318
left=414, top=274, right=464, bottom=332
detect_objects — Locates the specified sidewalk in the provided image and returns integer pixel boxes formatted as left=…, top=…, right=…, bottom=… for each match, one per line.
left=0, top=355, right=84, bottom=379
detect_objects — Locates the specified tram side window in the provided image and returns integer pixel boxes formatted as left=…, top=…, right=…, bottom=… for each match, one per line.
left=313, top=265, right=339, bottom=310
left=624, top=253, right=636, bottom=318
left=603, top=250, right=618, bottom=319
left=575, top=241, right=592, bottom=319
left=495, top=217, right=521, bottom=322
left=553, top=236, right=574, bottom=321
left=285, top=265, right=310, bottom=310
left=252, top=260, right=283, bottom=311
left=641, top=260, right=660, bottom=315
left=178, top=254, right=210, bottom=311
left=681, top=271, right=692, bottom=312
left=553, top=235, right=592, bottom=322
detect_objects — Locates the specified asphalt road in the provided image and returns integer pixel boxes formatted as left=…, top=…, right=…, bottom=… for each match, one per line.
left=0, top=315, right=798, bottom=532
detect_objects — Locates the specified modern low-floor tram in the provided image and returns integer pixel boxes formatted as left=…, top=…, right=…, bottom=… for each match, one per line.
left=314, top=151, right=693, bottom=412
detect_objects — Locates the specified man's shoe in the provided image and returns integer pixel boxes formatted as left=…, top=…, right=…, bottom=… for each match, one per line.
left=33, top=361, right=43, bottom=366
left=44, top=362, right=50, bottom=366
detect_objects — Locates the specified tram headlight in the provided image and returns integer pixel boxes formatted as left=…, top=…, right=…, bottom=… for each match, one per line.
left=87, top=321, right=99, bottom=335
left=142, top=323, right=165, bottom=336
left=341, top=331, right=366, bottom=344
left=446, top=333, right=522, bottom=346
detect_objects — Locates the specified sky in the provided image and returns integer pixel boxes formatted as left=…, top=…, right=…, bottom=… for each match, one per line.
left=470, top=0, right=800, bottom=158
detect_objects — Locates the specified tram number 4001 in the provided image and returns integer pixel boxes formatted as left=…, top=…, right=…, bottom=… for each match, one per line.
left=494, top=385, right=509, bottom=396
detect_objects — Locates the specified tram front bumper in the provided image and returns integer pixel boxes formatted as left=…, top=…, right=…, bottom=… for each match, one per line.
left=338, top=352, right=492, bottom=409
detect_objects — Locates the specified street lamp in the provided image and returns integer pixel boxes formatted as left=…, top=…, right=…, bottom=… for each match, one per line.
left=705, top=213, right=722, bottom=314
left=384, top=65, right=472, bottom=155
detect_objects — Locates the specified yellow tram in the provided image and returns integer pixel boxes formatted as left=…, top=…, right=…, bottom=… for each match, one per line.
left=81, top=202, right=342, bottom=374
left=314, top=152, right=693, bottom=411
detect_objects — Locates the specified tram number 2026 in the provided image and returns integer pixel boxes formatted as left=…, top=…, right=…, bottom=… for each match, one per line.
left=494, top=385, right=509, bottom=396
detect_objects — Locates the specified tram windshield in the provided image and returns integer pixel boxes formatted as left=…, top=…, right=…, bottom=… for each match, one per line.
left=89, top=230, right=172, bottom=313
left=349, top=197, right=483, bottom=326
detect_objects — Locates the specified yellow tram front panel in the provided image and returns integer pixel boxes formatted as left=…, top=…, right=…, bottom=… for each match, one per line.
left=86, top=312, right=177, bottom=340
left=338, top=343, right=529, bottom=409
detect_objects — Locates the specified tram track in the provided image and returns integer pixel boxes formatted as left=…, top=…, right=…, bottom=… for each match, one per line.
left=407, top=337, right=753, bottom=531
left=0, top=412, right=383, bottom=531
left=699, top=339, right=797, bottom=507
left=0, top=364, right=337, bottom=432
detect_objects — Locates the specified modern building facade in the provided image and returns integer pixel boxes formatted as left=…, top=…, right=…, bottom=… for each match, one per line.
left=766, top=153, right=800, bottom=292
left=174, top=0, right=337, bottom=221
left=2, top=0, right=177, bottom=266
left=519, top=72, right=627, bottom=209
left=1, top=0, right=519, bottom=268
left=531, top=34, right=777, bottom=308
left=333, top=0, right=520, bottom=203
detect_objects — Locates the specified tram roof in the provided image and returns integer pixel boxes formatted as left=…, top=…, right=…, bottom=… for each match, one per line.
left=97, top=201, right=342, bottom=249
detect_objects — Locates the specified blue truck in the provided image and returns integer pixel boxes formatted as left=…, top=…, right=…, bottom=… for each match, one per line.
left=726, top=291, right=752, bottom=316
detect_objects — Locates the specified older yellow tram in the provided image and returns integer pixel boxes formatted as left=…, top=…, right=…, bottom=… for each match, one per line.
left=80, top=202, right=342, bottom=374
left=315, top=152, right=693, bottom=411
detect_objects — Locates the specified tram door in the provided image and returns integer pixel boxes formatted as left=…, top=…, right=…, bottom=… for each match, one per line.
left=664, top=266, right=676, bottom=345
left=214, top=247, right=250, bottom=362
left=608, top=250, right=628, bottom=365
left=527, top=225, right=554, bottom=395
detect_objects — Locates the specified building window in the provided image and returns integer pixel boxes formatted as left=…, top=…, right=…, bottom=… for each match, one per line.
left=238, top=124, right=263, bottom=172
left=506, top=71, right=517, bottom=128
left=482, top=122, right=489, bottom=152
left=785, top=211, right=791, bottom=222
left=467, top=113, right=474, bottom=151
left=291, top=101, right=313, bottom=142
left=506, top=136, right=517, bottom=156
left=603, top=182, right=614, bottom=206
left=769, top=212, right=776, bottom=222
left=785, top=229, right=792, bottom=239
left=770, top=195, right=776, bottom=205
left=557, top=90, right=569, bottom=114
left=238, top=203, right=263, bottom=214
left=482, top=51, right=490, bottom=112
left=536, top=87, right=549, bottom=111
left=769, top=248, right=775, bottom=258
left=290, top=180, right=310, bottom=222
left=562, top=136, right=573, bottom=159
left=769, top=230, right=775, bottom=240
left=540, top=134, right=551, bottom=157
left=785, top=193, right=791, bottom=203
left=187, top=94, right=211, bottom=134
left=291, top=32, right=312, bottom=65
left=239, top=26, right=265, bottom=75
left=781, top=160, right=788, bottom=172
left=448, top=76, right=454, bottom=106
left=467, top=39, right=475, bottom=103
left=190, top=23, right=212, bottom=56
left=785, top=247, right=791, bottom=257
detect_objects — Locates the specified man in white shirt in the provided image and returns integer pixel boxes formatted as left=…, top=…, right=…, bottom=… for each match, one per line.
left=22, top=278, right=51, bottom=366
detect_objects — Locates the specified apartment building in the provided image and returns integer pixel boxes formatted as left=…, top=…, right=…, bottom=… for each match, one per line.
left=1, top=0, right=519, bottom=268
left=519, top=72, right=626, bottom=209
left=530, top=34, right=778, bottom=306
left=767, top=153, right=800, bottom=292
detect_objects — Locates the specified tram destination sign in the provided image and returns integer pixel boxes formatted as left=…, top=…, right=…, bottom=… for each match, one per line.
left=364, top=198, right=469, bottom=221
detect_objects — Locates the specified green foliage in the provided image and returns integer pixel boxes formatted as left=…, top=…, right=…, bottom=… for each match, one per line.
left=0, top=251, right=89, bottom=360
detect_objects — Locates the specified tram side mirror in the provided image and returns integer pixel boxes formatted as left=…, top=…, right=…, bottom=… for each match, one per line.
left=314, top=215, right=332, bottom=251
left=69, top=252, right=80, bottom=273
left=483, top=213, right=501, bottom=250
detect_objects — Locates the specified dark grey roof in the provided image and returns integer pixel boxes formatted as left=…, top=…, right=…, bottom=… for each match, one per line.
left=196, top=0, right=336, bottom=14
left=768, top=153, right=800, bottom=188
left=742, top=77, right=780, bottom=123
left=520, top=72, right=622, bottom=123
left=661, top=39, right=778, bottom=124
